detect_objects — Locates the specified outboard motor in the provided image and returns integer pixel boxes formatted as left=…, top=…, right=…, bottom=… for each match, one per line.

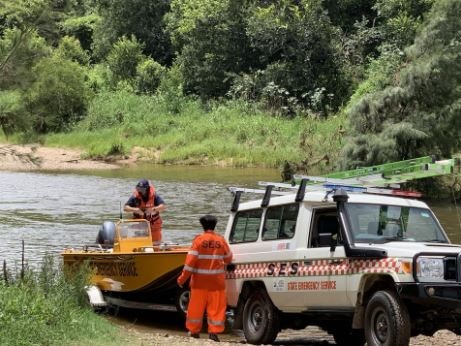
left=96, top=221, right=116, bottom=247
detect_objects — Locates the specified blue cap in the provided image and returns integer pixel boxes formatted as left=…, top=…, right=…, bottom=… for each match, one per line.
left=136, top=179, right=149, bottom=188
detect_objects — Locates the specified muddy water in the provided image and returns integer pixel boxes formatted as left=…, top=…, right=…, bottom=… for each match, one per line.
left=0, top=166, right=279, bottom=268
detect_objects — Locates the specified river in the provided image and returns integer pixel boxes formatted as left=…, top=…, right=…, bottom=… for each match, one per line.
left=0, top=166, right=279, bottom=269
left=1, top=167, right=461, bottom=270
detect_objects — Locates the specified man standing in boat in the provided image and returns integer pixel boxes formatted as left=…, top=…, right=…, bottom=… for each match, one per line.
left=124, top=179, right=166, bottom=244
left=177, top=214, right=233, bottom=342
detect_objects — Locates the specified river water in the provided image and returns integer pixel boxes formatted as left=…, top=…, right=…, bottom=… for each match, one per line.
left=1, top=166, right=461, bottom=271
left=0, top=165, right=279, bottom=270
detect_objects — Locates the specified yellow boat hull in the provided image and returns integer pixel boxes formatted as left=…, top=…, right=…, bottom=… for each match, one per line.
left=62, top=247, right=189, bottom=293
left=62, top=219, right=191, bottom=314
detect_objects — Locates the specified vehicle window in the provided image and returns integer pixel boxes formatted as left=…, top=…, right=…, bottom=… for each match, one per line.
left=310, top=209, right=339, bottom=248
left=262, top=203, right=299, bottom=241
left=346, top=203, right=448, bottom=243
left=229, top=209, right=263, bottom=244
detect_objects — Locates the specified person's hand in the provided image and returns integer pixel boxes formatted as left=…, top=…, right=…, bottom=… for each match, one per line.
left=177, top=280, right=183, bottom=288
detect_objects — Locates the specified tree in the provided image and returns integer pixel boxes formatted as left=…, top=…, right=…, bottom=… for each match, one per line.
left=341, top=0, right=461, bottom=167
left=106, top=35, right=144, bottom=88
left=0, top=28, right=50, bottom=89
left=91, top=0, right=172, bottom=65
left=26, top=55, right=89, bottom=133
left=239, top=0, right=349, bottom=114
left=0, top=90, right=28, bottom=137
left=167, top=0, right=259, bottom=100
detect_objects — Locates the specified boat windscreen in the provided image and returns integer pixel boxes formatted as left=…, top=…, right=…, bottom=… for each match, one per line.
left=119, top=221, right=150, bottom=239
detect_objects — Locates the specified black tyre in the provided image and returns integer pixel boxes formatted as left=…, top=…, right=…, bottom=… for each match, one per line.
left=242, top=289, right=280, bottom=345
left=175, top=287, right=190, bottom=319
left=364, top=290, right=410, bottom=346
left=331, top=323, right=365, bottom=346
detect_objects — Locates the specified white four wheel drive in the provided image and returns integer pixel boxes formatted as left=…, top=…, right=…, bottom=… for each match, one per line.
left=224, top=184, right=461, bottom=346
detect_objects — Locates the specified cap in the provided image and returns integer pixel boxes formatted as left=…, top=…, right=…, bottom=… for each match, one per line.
left=136, top=179, right=149, bottom=189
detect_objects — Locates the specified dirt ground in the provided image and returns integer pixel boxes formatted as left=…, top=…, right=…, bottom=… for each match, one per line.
left=110, top=306, right=461, bottom=346
left=120, top=325, right=461, bottom=345
left=0, top=143, right=127, bottom=171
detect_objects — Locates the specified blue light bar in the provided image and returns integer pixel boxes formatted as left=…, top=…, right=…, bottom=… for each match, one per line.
left=323, top=184, right=367, bottom=193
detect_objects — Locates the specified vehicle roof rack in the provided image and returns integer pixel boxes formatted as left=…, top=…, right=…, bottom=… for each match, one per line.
left=228, top=156, right=460, bottom=211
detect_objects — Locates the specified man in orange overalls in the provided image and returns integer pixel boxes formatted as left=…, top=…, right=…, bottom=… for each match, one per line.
left=177, top=214, right=233, bottom=342
left=123, top=179, right=166, bottom=244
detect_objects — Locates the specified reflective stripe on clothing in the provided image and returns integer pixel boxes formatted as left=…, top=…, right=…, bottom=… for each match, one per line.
left=185, top=288, right=227, bottom=334
left=177, top=230, right=233, bottom=290
left=207, top=318, right=225, bottom=326
left=198, top=254, right=226, bottom=260
left=183, top=266, right=225, bottom=275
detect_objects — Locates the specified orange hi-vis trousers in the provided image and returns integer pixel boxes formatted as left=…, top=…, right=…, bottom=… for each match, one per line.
left=186, top=288, right=226, bottom=334
left=150, top=221, right=162, bottom=243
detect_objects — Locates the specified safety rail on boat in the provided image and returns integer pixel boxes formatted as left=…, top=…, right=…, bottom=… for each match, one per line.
left=64, top=242, right=190, bottom=253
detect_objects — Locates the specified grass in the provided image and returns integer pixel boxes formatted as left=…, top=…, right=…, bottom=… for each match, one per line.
left=41, top=91, right=347, bottom=173
left=0, top=255, right=127, bottom=346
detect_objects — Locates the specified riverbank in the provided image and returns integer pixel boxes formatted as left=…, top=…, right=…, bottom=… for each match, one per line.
left=0, top=143, right=128, bottom=171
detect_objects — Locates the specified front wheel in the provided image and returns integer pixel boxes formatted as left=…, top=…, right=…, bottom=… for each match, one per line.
left=242, top=289, right=280, bottom=345
left=364, top=290, right=410, bottom=346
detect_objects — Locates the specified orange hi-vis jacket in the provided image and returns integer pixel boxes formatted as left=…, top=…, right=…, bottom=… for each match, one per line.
left=132, top=184, right=162, bottom=241
left=177, top=230, right=233, bottom=290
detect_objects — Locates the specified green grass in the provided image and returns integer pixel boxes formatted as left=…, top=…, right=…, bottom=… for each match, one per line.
left=0, top=256, right=125, bottom=346
left=43, top=91, right=347, bottom=173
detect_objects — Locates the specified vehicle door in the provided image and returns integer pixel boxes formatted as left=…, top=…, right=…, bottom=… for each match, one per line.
left=301, top=208, right=350, bottom=308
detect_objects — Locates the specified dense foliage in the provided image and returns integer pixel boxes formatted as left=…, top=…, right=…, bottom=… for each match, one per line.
left=1, top=0, right=460, bottom=168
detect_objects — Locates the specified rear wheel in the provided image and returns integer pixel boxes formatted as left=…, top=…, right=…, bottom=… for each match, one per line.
left=364, top=290, right=410, bottom=346
left=242, top=289, right=280, bottom=345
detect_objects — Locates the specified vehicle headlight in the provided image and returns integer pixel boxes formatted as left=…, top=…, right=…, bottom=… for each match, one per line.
left=416, top=257, right=445, bottom=282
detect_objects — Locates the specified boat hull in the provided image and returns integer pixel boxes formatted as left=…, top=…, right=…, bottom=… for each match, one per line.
left=63, top=248, right=189, bottom=309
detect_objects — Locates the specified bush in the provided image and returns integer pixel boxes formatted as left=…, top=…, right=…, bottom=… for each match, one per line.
left=107, top=35, right=144, bottom=88
left=26, top=55, right=89, bottom=133
left=136, top=58, right=166, bottom=94
left=0, top=90, right=29, bottom=137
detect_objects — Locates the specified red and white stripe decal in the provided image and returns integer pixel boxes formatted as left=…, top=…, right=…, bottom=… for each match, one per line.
left=226, top=258, right=403, bottom=279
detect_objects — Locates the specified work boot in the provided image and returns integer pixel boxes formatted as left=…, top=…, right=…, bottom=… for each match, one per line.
left=188, top=331, right=200, bottom=339
left=209, top=333, right=220, bottom=342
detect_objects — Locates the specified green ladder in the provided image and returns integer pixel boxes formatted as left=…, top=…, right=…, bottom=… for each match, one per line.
left=292, top=156, right=460, bottom=188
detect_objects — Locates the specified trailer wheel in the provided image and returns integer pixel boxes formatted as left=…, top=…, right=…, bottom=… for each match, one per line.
left=175, top=286, right=190, bottom=319
left=242, top=289, right=280, bottom=345
left=364, top=290, right=410, bottom=346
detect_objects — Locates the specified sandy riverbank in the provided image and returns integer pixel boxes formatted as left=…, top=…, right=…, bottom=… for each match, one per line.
left=0, top=143, right=134, bottom=171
